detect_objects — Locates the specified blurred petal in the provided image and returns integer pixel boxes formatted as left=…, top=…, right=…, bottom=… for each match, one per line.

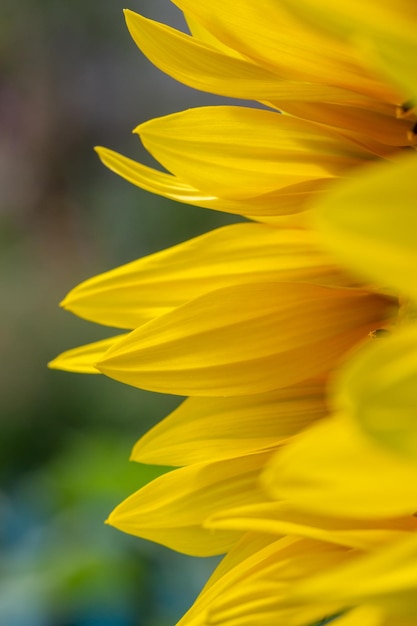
left=289, top=532, right=417, bottom=621
left=332, top=607, right=387, bottom=626
left=277, top=1, right=416, bottom=44
left=265, top=415, right=417, bottom=518
left=48, top=335, right=126, bottom=374
left=61, top=223, right=351, bottom=329
left=172, top=0, right=394, bottom=101
left=96, top=146, right=329, bottom=217
left=107, top=451, right=272, bottom=557
left=208, top=501, right=417, bottom=550
left=176, top=533, right=280, bottom=626
left=334, top=324, right=417, bottom=461
left=334, top=607, right=415, bottom=626
left=207, top=536, right=349, bottom=626
left=313, top=152, right=417, bottom=302
left=132, top=380, right=327, bottom=465
left=97, top=283, right=389, bottom=396
left=177, top=534, right=345, bottom=626
left=373, top=33, right=417, bottom=103
left=279, top=0, right=417, bottom=100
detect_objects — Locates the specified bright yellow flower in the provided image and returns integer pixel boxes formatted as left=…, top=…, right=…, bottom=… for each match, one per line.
left=50, top=1, right=417, bottom=625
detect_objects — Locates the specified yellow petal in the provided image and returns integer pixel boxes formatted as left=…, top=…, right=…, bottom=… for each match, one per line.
left=207, top=536, right=349, bottom=626
left=136, top=106, right=374, bottom=200
left=177, top=534, right=345, bottom=626
left=279, top=0, right=417, bottom=100
left=184, top=13, right=243, bottom=58
left=372, top=31, right=417, bottom=103
left=264, top=414, right=417, bottom=518
left=61, top=223, right=351, bottom=329
left=281, top=102, right=414, bottom=148
left=106, top=451, right=272, bottom=557
left=327, top=607, right=387, bottom=626
left=207, top=501, right=417, bottom=550
left=172, top=0, right=394, bottom=102
left=124, top=9, right=381, bottom=106
left=97, top=282, right=388, bottom=396
left=335, top=607, right=416, bottom=626
left=132, top=380, right=327, bottom=465
left=96, top=146, right=329, bottom=217
left=48, top=335, right=126, bottom=374
left=334, top=324, right=417, bottom=462
left=289, top=532, right=417, bottom=621
left=278, top=0, right=415, bottom=45
left=176, top=533, right=280, bottom=626
left=313, top=152, right=417, bottom=302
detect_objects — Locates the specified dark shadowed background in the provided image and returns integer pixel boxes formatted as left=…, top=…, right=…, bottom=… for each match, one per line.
left=0, top=1, right=238, bottom=624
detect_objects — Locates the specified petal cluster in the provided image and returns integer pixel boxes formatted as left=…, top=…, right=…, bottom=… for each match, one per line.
left=51, top=2, right=417, bottom=625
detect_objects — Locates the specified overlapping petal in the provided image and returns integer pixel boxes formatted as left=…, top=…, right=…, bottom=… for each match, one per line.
left=53, top=2, right=417, bottom=624
left=333, top=607, right=416, bottom=626
left=281, top=101, right=414, bottom=148
left=206, top=536, right=350, bottom=626
left=279, top=0, right=417, bottom=100
left=96, top=282, right=389, bottom=396
left=136, top=106, right=374, bottom=200
left=124, top=9, right=379, bottom=105
left=131, top=380, right=327, bottom=465
left=207, top=501, right=417, bottom=550
left=176, top=534, right=346, bottom=626
left=106, top=451, right=272, bottom=557
left=48, top=335, right=126, bottom=374
left=264, top=414, right=417, bottom=518
left=172, top=0, right=396, bottom=102
left=288, top=532, right=417, bottom=621
left=312, top=152, right=417, bottom=302
left=332, top=324, right=417, bottom=461
left=60, top=223, right=353, bottom=329
left=96, top=146, right=330, bottom=217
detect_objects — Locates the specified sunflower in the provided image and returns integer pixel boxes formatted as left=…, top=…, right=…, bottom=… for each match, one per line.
left=50, top=2, right=417, bottom=625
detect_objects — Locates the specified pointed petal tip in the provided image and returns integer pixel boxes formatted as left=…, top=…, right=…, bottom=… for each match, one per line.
left=59, top=296, right=70, bottom=310
left=59, top=291, right=83, bottom=314
left=94, top=358, right=115, bottom=378
left=47, top=355, right=101, bottom=375
left=128, top=439, right=149, bottom=464
left=94, top=146, right=105, bottom=159
left=124, top=8, right=141, bottom=30
left=47, top=357, right=59, bottom=370
left=105, top=505, right=123, bottom=528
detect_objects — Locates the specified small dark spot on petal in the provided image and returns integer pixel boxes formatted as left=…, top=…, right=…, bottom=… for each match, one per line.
left=369, top=328, right=390, bottom=339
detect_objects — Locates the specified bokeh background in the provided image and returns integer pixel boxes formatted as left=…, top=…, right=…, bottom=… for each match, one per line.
left=0, top=1, right=239, bottom=624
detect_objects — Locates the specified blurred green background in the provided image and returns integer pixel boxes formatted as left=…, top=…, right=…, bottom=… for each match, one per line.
left=0, top=1, right=237, bottom=624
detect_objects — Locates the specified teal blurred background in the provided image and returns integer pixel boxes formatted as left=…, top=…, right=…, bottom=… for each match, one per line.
left=0, top=1, right=236, bottom=624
